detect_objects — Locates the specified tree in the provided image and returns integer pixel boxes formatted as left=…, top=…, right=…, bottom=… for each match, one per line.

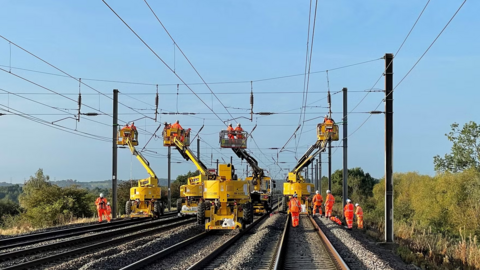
left=434, top=121, right=480, bottom=172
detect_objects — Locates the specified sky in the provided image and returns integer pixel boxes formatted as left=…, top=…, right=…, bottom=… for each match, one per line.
left=0, top=0, right=478, bottom=184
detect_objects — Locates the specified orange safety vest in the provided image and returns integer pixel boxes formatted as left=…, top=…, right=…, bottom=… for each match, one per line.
left=312, top=194, right=323, bottom=206
left=235, top=127, right=244, bottom=139
left=289, top=198, right=301, bottom=213
left=130, top=124, right=137, bottom=131
left=344, top=203, right=354, bottom=218
left=326, top=194, right=335, bottom=206
left=172, top=123, right=183, bottom=130
left=106, top=205, right=112, bottom=214
left=96, top=197, right=107, bottom=210
left=356, top=206, right=363, bottom=217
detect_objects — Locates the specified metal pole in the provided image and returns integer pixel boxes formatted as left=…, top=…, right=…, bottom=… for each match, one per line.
left=230, top=156, right=233, bottom=165
left=328, top=139, right=332, bottom=191
left=112, top=89, right=118, bottom=218
left=168, top=146, right=171, bottom=212
left=343, top=87, right=348, bottom=209
left=216, top=159, right=219, bottom=173
left=319, top=154, right=322, bottom=193
left=311, top=159, right=314, bottom=185
left=197, top=137, right=200, bottom=159
left=315, top=162, right=318, bottom=191
left=385, top=53, right=394, bottom=243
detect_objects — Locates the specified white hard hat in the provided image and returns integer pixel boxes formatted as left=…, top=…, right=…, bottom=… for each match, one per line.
left=355, top=203, right=359, bottom=207
left=237, top=123, right=241, bottom=126
left=228, top=123, right=232, bottom=126
left=107, top=202, right=110, bottom=205
left=176, top=120, right=179, bottom=123
left=325, top=115, right=328, bottom=118
left=326, top=190, right=331, bottom=193
left=347, top=199, right=351, bottom=203
left=100, top=193, right=104, bottom=198
left=293, top=193, right=297, bottom=198
left=316, top=190, right=319, bottom=194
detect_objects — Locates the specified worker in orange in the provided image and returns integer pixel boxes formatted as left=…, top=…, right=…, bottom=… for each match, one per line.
left=344, top=199, right=354, bottom=230
left=227, top=123, right=234, bottom=140
left=312, top=190, right=323, bottom=216
left=355, top=203, right=364, bottom=229
left=288, top=193, right=301, bottom=227
left=235, top=123, right=244, bottom=139
left=106, top=202, right=112, bottom=220
left=324, top=189, right=335, bottom=218
left=95, top=193, right=110, bottom=223
left=171, top=120, right=184, bottom=141
left=130, top=122, right=138, bottom=142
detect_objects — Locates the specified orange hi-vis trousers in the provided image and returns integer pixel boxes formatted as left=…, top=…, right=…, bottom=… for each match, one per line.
left=345, top=215, right=353, bottom=228
left=325, top=205, right=333, bottom=218
left=291, top=212, right=300, bottom=227
left=313, top=204, right=323, bottom=215
left=357, top=216, right=363, bottom=229
left=98, top=209, right=111, bottom=222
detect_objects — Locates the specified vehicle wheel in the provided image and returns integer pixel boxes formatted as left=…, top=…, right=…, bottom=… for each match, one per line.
left=197, top=202, right=205, bottom=225
left=243, top=202, right=253, bottom=224
left=239, top=218, right=246, bottom=232
left=176, top=198, right=183, bottom=214
left=125, top=201, right=132, bottom=216
left=154, top=201, right=163, bottom=217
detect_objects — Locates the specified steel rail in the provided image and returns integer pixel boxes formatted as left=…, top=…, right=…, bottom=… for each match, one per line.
left=0, top=212, right=177, bottom=248
left=0, top=216, right=186, bottom=262
left=1, top=218, right=194, bottom=270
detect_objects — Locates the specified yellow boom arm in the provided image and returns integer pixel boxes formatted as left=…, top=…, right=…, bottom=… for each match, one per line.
left=127, top=138, right=158, bottom=186
left=173, top=137, right=212, bottom=177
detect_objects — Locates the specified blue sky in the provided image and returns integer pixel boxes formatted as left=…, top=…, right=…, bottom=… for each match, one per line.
left=0, top=0, right=477, bottom=183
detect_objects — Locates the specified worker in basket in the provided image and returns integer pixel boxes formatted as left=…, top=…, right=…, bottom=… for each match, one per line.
left=344, top=199, right=354, bottom=230
left=325, top=190, right=335, bottom=218
left=312, top=190, right=323, bottom=216
left=130, top=122, right=138, bottom=142
left=235, top=123, right=244, bottom=139
left=95, top=193, right=110, bottom=223
left=227, top=123, right=235, bottom=140
left=355, top=203, right=364, bottom=229
left=171, top=120, right=184, bottom=141
left=288, top=193, right=301, bottom=227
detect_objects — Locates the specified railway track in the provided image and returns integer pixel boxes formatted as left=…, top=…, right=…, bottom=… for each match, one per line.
left=119, top=201, right=281, bottom=270
left=0, top=212, right=177, bottom=250
left=273, top=215, right=349, bottom=270
left=0, top=216, right=193, bottom=270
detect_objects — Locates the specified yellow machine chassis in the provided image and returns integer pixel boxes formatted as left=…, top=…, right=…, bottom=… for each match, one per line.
left=283, top=182, right=314, bottom=215
left=178, top=184, right=203, bottom=216
left=203, top=179, right=251, bottom=230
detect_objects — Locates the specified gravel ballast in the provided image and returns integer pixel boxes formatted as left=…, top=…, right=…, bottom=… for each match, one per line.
left=144, top=231, right=238, bottom=270
left=46, top=222, right=201, bottom=270
left=314, top=216, right=421, bottom=270
left=204, top=212, right=286, bottom=270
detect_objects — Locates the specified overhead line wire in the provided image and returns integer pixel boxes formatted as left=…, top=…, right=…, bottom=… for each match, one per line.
left=102, top=0, right=226, bottom=125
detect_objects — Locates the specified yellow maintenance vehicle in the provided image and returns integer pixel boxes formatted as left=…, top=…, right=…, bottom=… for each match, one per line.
left=117, top=124, right=164, bottom=218
left=163, top=124, right=252, bottom=231
left=220, top=129, right=275, bottom=215
left=282, top=117, right=339, bottom=214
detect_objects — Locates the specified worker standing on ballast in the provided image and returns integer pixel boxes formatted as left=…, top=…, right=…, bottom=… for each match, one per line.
left=312, top=190, right=323, bottom=216
left=106, top=202, right=112, bottom=220
left=288, top=193, right=301, bottom=227
left=355, top=203, right=364, bottom=229
left=325, top=190, right=335, bottom=218
left=95, top=193, right=110, bottom=223
left=344, top=199, right=354, bottom=230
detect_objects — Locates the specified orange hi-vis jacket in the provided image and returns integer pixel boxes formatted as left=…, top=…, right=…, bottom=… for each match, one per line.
left=234, top=127, right=244, bottom=139
left=356, top=206, right=363, bottom=217
left=312, top=194, right=323, bottom=206
left=96, top=197, right=107, bottom=210
left=344, top=203, right=354, bottom=218
left=289, top=198, right=301, bottom=213
left=325, top=194, right=335, bottom=207
left=172, top=123, right=183, bottom=130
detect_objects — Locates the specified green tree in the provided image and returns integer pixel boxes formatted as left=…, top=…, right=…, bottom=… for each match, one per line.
left=434, top=121, right=480, bottom=172
left=0, top=185, right=22, bottom=203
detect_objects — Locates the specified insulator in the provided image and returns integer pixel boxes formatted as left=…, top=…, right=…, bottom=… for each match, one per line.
left=78, top=94, right=82, bottom=108
left=250, top=92, right=254, bottom=105
left=327, top=92, right=331, bottom=104
left=155, top=93, right=159, bottom=106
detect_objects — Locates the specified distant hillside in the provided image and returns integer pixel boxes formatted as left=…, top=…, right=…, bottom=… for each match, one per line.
left=51, top=178, right=169, bottom=189
left=0, top=182, right=18, bottom=187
